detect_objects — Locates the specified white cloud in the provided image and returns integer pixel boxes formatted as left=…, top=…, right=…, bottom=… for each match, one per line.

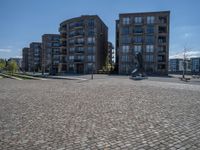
left=170, top=50, right=200, bottom=59
left=0, top=49, right=11, bottom=53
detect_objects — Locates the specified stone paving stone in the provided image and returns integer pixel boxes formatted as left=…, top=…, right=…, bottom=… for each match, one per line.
left=0, top=78, right=200, bottom=149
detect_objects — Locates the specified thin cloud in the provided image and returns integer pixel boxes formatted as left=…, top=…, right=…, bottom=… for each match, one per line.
left=170, top=50, right=200, bottom=59
left=0, top=49, right=11, bottom=53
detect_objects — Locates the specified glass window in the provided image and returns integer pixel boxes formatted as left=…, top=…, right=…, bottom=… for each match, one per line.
left=52, top=43, right=60, bottom=47
left=121, top=55, right=129, bottom=62
left=122, top=17, right=130, bottom=25
left=146, top=36, right=154, bottom=44
left=69, top=47, right=75, bottom=52
left=122, top=45, right=129, bottom=53
left=135, top=17, right=142, bottom=24
left=77, top=38, right=84, bottom=43
left=87, top=46, right=95, bottom=53
left=147, top=16, right=155, bottom=24
left=87, top=55, right=95, bottom=62
left=134, top=45, right=142, bottom=53
left=69, top=55, right=74, bottom=61
left=121, top=27, right=129, bottom=35
left=121, top=35, right=131, bottom=44
left=88, top=19, right=95, bottom=27
left=134, top=26, right=143, bottom=33
left=146, top=55, right=154, bottom=62
left=87, top=37, right=95, bottom=44
left=146, top=25, right=154, bottom=33
left=146, top=45, right=154, bottom=52
left=134, top=36, right=143, bottom=43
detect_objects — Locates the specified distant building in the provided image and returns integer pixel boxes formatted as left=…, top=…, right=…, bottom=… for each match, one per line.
left=59, top=15, right=108, bottom=74
left=29, top=42, right=42, bottom=72
left=191, top=57, right=200, bottom=74
left=169, top=58, right=190, bottom=73
left=116, top=11, right=170, bottom=75
left=42, top=34, right=60, bottom=73
left=108, top=42, right=114, bottom=65
left=22, top=47, right=29, bottom=71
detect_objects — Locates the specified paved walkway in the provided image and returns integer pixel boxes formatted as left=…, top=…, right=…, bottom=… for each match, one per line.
left=0, top=78, right=200, bottom=149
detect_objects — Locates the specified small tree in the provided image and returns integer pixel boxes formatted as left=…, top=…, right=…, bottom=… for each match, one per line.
left=0, top=59, right=6, bottom=72
left=7, top=60, right=18, bottom=74
left=102, top=55, right=113, bottom=73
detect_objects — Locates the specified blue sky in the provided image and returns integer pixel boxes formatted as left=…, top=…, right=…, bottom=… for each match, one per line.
left=0, top=0, right=200, bottom=59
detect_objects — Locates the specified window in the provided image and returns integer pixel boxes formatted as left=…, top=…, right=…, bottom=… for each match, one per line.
left=77, top=55, right=84, bottom=60
left=146, top=36, right=154, bottom=44
left=87, top=46, right=95, bottom=53
left=77, top=38, right=84, bottom=44
left=146, top=55, right=154, bottom=62
left=146, top=45, right=154, bottom=52
left=87, top=37, right=95, bottom=44
left=122, top=17, right=130, bottom=25
left=87, top=55, right=95, bottom=62
left=69, top=64, right=74, bottom=72
left=122, top=45, right=129, bottom=53
left=121, top=35, right=131, bottom=44
left=121, top=27, right=129, bottom=35
left=158, top=36, right=166, bottom=43
left=88, top=19, right=95, bottom=27
left=69, top=47, right=75, bottom=52
left=134, top=36, right=143, bottom=43
left=69, top=39, right=75, bottom=45
left=52, top=43, right=60, bottom=47
left=88, top=28, right=95, bottom=36
left=134, top=26, right=143, bottom=33
left=135, top=17, right=142, bottom=24
left=69, top=55, right=74, bottom=61
left=146, top=25, right=154, bottom=33
left=121, top=55, right=129, bottom=62
left=134, top=45, right=142, bottom=53
left=147, top=16, right=155, bottom=24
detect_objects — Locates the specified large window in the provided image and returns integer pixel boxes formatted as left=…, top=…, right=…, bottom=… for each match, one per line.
left=146, top=36, right=154, bottom=44
left=87, top=55, right=95, bottom=62
left=121, top=55, right=129, bottom=62
left=147, top=16, right=155, bottom=24
left=69, top=47, right=75, bottom=52
left=122, top=45, right=129, bottom=53
left=146, top=55, right=154, bottom=62
left=146, top=25, right=154, bottom=33
left=121, top=27, right=129, bottom=35
left=69, top=55, right=74, bottom=61
left=88, top=19, right=95, bottom=27
left=134, top=36, right=143, bottom=43
left=134, top=26, right=143, bottom=33
left=77, top=38, right=84, bottom=44
left=122, top=17, right=130, bottom=25
left=87, top=46, right=95, bottom=53
left=134, top=17, right=142, bottom=24
left=87, top=37, right=95, bottom=44
left=134, top=45, right=142, bottom=53
left=146, top=45, right=154, bottom=52
left=121, top=35, right=131, bottom=44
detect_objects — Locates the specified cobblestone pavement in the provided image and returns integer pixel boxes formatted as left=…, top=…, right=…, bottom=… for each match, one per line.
left=0, top=77, right=200, bottom=150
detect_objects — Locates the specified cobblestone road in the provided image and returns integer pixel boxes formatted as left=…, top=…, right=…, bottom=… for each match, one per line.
left=0, top=77, right=200, bottom=150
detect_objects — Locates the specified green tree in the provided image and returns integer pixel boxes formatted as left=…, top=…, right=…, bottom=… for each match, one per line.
left=7, top=60, right=18, bottom=74
left=0, top=59, right=6, bottom=72
left=102, top=55, right=113, bottom=73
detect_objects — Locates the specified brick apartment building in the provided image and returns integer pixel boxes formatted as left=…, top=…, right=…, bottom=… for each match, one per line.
left=116, top=11, right=170, bottom=75
left=29, top=42, right=42, bottom=72
left=41, top=34, right=60, bottom=73
left=108, top=42, right=114, bottom=65
left=59, top=15, right=108, bottom=74
left=22, top=47, right=29, bottom=71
